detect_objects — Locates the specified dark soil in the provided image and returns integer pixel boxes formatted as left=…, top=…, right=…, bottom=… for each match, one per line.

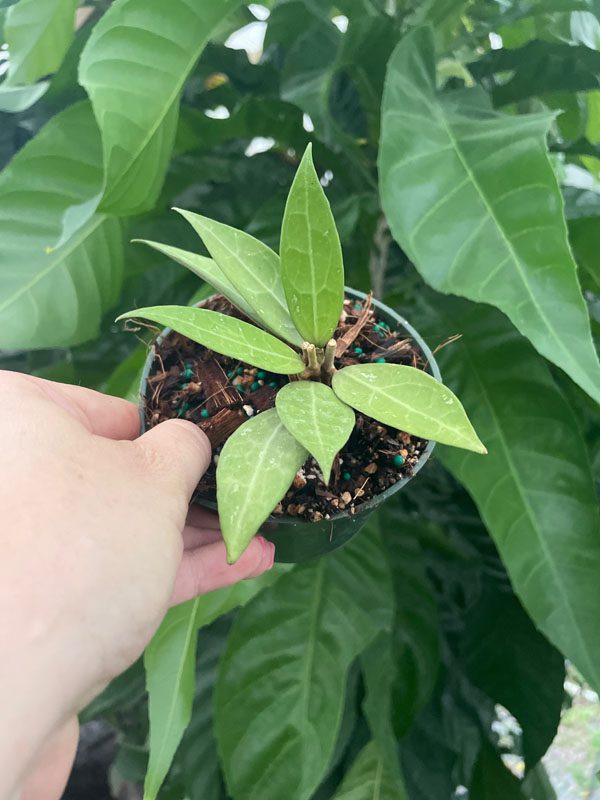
left=141, top=294, right=428, bottom=522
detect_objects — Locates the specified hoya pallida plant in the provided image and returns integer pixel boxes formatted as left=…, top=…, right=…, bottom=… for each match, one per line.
left=119, top=145, right=485, bottom=562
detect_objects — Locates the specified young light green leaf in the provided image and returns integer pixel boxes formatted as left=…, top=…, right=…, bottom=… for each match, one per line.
left=116, top=306, right=304, bottom=375
left=4, top=0, right=77, bottom=86
left=275, top=381, right=354, bottom=483
left=280, top=143, right=344, bottom=346
left=133, top=239, right=258, bottom=321
left=217, top=409, right=308, bottom=563
left=175, top=208, right=303, bottom=347
left=332, top=364, right=486, bottom=454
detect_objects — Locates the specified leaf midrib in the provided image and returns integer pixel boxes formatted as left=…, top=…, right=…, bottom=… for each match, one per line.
left=447, top=336, right=597, bottom=684
left=145, top=598, right=199, bottom=800
left=431, top=98, right=581, bottom=384
left=338, top=372, right=473, bottom=447
left=0, top=214, right=105, bottom=313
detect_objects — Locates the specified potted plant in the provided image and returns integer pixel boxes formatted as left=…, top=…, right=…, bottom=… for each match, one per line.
left=119, top=145, right=485, bottom=564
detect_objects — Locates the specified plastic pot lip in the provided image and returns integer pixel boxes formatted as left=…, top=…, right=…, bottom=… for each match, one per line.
left=138, top=286, right=441, bottom=527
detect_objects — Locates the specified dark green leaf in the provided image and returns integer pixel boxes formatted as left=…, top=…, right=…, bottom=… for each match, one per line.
left=426, top=296, right=600, bottom=691
left=217, top=408, right=308, bottom=562
left=144, top=572, right=282, bottom=800
left=280, top=144, right=344, bottom=346
left=379, top=27, right=600, bottom=405
left=469, top=741, right=526, bottom=799
left=331, top=741, right=408, bottom=800
left=116, top=306, right=305, bottom=374
left=463, top=584, right=564, bottom=768
left=470, top=41, right=600, bottom=106
left=215, top=526, right=394, bottom=800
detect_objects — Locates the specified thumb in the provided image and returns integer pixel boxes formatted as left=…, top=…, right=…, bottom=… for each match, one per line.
left=135, top=419, right=211, bottom=501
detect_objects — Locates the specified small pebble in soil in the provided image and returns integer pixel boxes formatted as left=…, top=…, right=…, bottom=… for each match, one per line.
left=375, top=357, right=386, bottom=363
left=200, top=408, right=210, bottom=419
left=342, top=471, right=352, bottom=480
left=257, top=371, right=266, bottom=379
left=251, top=381, right=260, bottom=391
left=353, top=347, right=363, bottom=354
left=243, top=404, right=254, bottom=417
left=393, top=454, right=405, bottom=467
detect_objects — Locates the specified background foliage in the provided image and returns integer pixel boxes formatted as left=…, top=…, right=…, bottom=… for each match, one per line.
left=2, top=0, right=600, bottom=797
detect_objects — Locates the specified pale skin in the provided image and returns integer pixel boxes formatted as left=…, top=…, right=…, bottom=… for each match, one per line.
left=0, top=370, right=275, bottom=800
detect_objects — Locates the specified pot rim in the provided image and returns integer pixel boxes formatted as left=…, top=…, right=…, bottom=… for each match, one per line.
left=138, top=286, right=441, bottom=527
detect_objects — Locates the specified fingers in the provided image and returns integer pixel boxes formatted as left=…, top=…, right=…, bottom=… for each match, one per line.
left=171, top=536, right=275, bottom=606
left=135, top=419, right=211, bottom=501
left=21, top=717, right=79, bottom=800
left=182, top=524, right=222, bottom=550
left=14, top=372, right=140, bottom=440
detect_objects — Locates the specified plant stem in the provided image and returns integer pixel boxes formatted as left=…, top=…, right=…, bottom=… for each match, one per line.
left=369, top=216, right=391, bottom=299
left=321, top=339, right=337, bottom=379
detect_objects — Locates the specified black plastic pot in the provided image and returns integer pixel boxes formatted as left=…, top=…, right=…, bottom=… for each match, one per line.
left=138, top=288, right=440, bottom=563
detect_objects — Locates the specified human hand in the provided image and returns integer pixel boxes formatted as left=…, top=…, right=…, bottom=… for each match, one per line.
left=0, top=371, right=275, bottom=800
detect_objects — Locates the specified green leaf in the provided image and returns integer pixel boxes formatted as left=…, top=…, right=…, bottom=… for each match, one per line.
left=4, top=0, right=77, bottom=85
left=116, top=306, right=304, bottom=375
left=214, top=527, right=394, bottom=800
left=144, top=572, right=281, bottom=800
left=133, top=239, right=259, bottom=322
left=280, top=144, right=345, bottom=346
left=175, top=209, right=303, bottom=347
left=144, top=601, right=199, bottom=800
left=463, top=584, right=564, bottom=768
left=427, top=296, right=600, bottom=691
left=332, top=742, right=408, bottom=800
left=469, top=742, right=526, bottom=799
left=0, top=81, right=49, bottom=112
left=78, top=0, right=240, bottom=215
left=470, top=41, right=600, bottom=106
left=0, top=102, right=123, bottom=350
left=275, top=381, right=355, bottom=483
left=332, top=364, right=486, bottom=454
left=217, top=408, right=307, bottom=562
left=379, top=26, right=600, bottom=406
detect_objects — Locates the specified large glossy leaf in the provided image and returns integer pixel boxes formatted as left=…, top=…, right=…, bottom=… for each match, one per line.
left=116, top=306, right=304, bottom=375
left=143, top=572, right=282, bottom=800
left=332, top=742, right=408, bottom=800
left=217, top=409, right=308, bottom=562
left=78, top=0, right=240, bottom=214
left=4, top=0, right=77, bottom=85
left=332, top=364, right=486, bottom=454
left=469, top=41, right=600, bottom=106
left=175, top=209, right=303, bottom=347
left=463, top=584, right=564, bottom=768
left=0, top=102, right=123, bottom=349
left=214, top=527, right=394, bottom=800
left=275, top=381, right=355, bottom=483
left=133, top=239, right=258, bottom=321
left=280, top=144, right=344, bottom=346
left=379, top=26, right=600, bottom=405
left=426, top=296, right=600, bottom=691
